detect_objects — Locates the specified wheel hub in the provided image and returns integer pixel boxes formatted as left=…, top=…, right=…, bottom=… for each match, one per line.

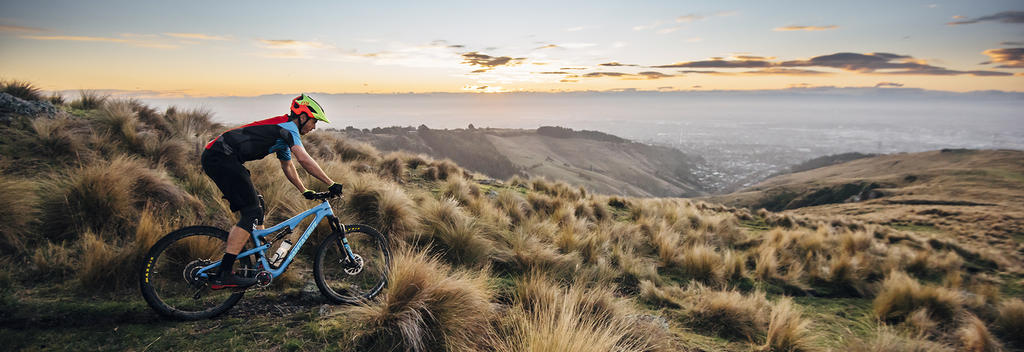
left=183, top=259, right=213, bottom=287
left=344, top=254, right=364, bottom=275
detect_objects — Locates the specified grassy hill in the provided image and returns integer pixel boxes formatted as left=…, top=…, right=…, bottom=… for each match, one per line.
left=336, top=125, right=708, bottom=198
left=702, top=149, right=1024, bottom=270
left=1, top=83, right=1022, bottom=351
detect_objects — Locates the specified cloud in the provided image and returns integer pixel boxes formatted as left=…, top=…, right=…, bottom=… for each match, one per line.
left=560, top=67, right=588, bottom=70
left=687, top=37, right=703, bottom=42
left=774, top=25, right=838, bottom=31
left=676, top=14, right=704, bottom=22
left=583, top=72, right=630, bottom=77
left=461, top=52, right=526, bottom=71
left=258, top=39, right=331, bottom=49
left=875, top=82, right=904, bottom=88
left=537, top=71, right=570, bottom=74
left=163, top=33, right=229, bottom=41
left=0, top=24, right=46, bottom=33
left=21, top=34, right=179, bottom=48
left=653, top=57, right=773, bottom=68
left=633, top=20, right=662, bottom=31
left=657, top=27, right=681, bottom=34
left=947, top=11, right=1024, bottom=25
left=599, top=62, right=637, bottom=67
left=981, top=48, right=1024, bottom=68
left=535, top=44, right=560, bottom=49
left=1001, top=41, right=1024, bottom=46
left=567, top=26, right=586, bottom=32
left=580, top=71, right=673, bottom=80
left=656, top=51, right=1013, bottom=76
left=635, top=71, right=673, bottom=79
left=743, top=68, right=830, bottom=75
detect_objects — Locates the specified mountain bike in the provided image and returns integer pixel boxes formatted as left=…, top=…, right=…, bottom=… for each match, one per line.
left=138, top=191, right=390, bottom=320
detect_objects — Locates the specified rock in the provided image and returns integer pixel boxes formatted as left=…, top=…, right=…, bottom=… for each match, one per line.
left=0, top=92, right=59, bottom=125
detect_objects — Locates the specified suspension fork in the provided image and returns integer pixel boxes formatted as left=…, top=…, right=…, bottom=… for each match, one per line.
left=327, top=216, right=358, bottom=264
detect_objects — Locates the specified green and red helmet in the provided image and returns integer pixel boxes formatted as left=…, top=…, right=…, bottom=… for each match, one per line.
left=291, top=94, right=328, bottom=123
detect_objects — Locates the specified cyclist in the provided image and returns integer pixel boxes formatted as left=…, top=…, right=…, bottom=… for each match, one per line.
left=201, top=94, right=343, bottom=290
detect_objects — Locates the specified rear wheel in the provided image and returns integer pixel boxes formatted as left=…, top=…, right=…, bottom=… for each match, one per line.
left=313, top=224, right=390, bottom=304
left=139, top=226, right=254, bottom=320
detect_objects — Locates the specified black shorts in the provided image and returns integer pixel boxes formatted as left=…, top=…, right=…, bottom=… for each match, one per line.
left=201, top=149, right=258, bottom=213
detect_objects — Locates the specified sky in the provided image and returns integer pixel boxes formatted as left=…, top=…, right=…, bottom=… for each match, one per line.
left=1, top=1, right=1022, bottom=96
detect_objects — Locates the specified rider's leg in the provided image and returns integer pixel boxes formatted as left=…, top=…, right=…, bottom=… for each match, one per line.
left=212, top=204, right=262, bottom=289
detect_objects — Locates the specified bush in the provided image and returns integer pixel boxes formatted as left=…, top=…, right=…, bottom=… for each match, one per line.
left=333, top=247, right=495, bottom=352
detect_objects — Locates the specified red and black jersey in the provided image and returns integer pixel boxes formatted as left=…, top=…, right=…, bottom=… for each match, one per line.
left=205, top=115, right=304, bottom=162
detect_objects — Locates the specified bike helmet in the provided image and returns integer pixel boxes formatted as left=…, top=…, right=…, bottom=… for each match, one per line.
left=290, top=94, right=328, bottom=123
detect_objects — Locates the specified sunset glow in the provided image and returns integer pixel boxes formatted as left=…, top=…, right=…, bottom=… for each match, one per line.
left=1, top=1, right=1021, bottom=96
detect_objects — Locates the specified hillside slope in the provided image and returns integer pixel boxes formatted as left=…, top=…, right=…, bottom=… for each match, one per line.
left=337, top=126, right=709, bottom=197
left=704, top=149, right=1024, bottom=264
left=2, top=86, right=1022, bottom=352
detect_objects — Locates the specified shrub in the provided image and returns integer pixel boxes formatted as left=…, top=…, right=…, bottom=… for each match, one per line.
left=47, top=92, right=65, bottom=105
left=1, top=80, right=42, bottom=101
left=334, top=247, right=495, bottom=352
left=78, top=208, right=167, bottom=292
left=95, top=99, right=141, bottom=148
left=671, top=244, right=725, bottom=287
left=71, top=90, right=109, bottom=110
left=873, top=271, right=962, bottom=324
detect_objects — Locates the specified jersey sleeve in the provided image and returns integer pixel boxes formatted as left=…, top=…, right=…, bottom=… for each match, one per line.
left=274, top=123, right=303, bottom=160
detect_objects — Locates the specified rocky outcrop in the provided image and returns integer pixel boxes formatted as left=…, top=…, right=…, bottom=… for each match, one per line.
left=0, top=92, right=60, bottom=125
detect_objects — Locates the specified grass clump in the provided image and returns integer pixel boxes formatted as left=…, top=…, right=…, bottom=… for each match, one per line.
left=683, top=283, right=771, bottom=341
left=872, top=271, right=962, bottom=325
left=0, top=176, right=37, bottom=253
left=995, top=298, right=1024, bottom=347
left=759, top=298, right=817, bottom=352
left=1, top=80, right=43, bottom=101
left=333, top=247, right=495, bottom=352
left=493, top=272, right=670, bottom=352
left=70, top=90, right=109, bottom=110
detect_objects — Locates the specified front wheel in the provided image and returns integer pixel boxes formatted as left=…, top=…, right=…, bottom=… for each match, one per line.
left=313, top=224, right=390, bottom=304
left=139, top=226, right=253, bottom=320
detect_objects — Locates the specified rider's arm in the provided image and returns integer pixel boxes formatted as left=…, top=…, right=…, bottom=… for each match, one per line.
left=280, top=159, right=307, bottom=193
left=289, top=144, right=334, bottom=186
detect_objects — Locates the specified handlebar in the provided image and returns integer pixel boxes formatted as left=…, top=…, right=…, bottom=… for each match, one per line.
left=309, top=190, right=343, bottom=201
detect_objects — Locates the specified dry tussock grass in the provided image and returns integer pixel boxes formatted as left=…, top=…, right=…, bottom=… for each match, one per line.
left=377, top=152, right=407, bottom=183
left=417, top=197, right=495, bottom=267
left=344, top=175, right=419, bottom=240
left=494, top=272, right=670, bottom=352
left=335, top=247, right=495, bottom=352
left=957, top=313, right=1003, bottom=352
left=995, top=298, right=1024, bottom=347
left=873, top=271, right=963, bottom=325
left=0, top=176, right=37, bottom=253
left=39, top=155, right=198, bottom=241
left=682, top=283, right=771, bottom=341
left=843, top=327, right=954, bottom=352
left=759, top=297, right=817, bottom=352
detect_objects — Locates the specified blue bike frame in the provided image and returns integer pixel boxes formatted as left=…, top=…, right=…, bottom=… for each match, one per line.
left=198, top=200, right=354, bottom=279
